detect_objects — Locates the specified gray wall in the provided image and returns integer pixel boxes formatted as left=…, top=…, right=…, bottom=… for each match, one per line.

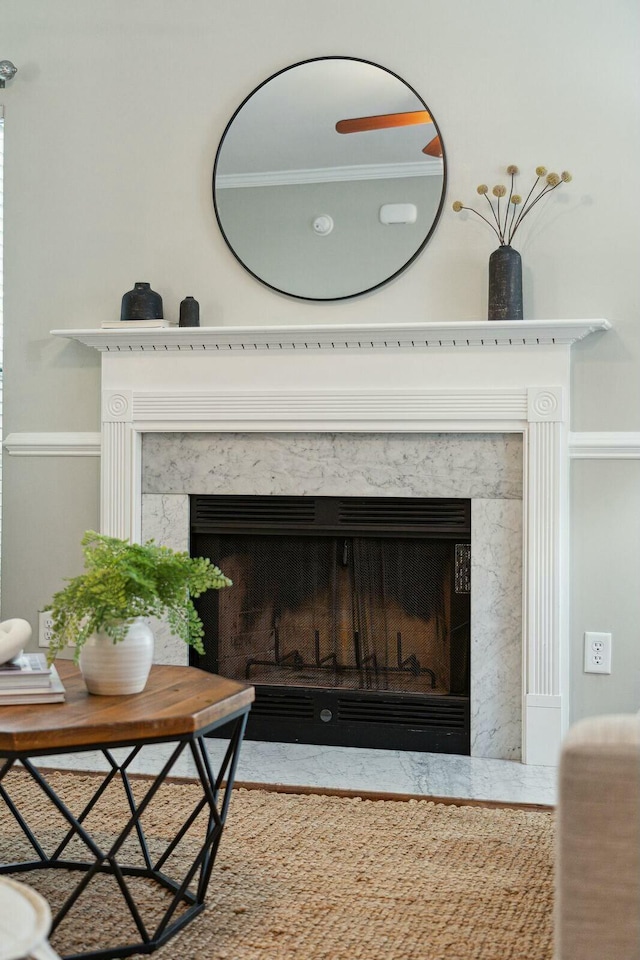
left=1, top=0, right=639, bottom=722
left=216, top=176, right=443, bottom=298
left=570, top=460, right=640, bottom=717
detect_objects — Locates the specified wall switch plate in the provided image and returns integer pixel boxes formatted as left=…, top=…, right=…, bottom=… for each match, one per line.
left=584, top=631, right=612, bottom=674
left=38, top=611, right=54, bottom=648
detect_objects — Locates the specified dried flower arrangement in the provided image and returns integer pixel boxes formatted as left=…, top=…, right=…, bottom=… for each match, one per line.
left=452, top=165, right=572, bottom=246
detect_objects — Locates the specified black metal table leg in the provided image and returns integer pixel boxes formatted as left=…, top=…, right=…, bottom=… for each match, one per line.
left=0, top=711, right=249, bottom=960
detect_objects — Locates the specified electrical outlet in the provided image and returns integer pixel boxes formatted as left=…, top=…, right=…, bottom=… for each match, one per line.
left=38, top=611, right=54, bottom=648
left=584, top=631, right=612, bottom=674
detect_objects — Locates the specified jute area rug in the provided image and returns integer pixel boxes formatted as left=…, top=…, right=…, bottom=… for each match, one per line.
left=0, top=770, right=554, bottom=960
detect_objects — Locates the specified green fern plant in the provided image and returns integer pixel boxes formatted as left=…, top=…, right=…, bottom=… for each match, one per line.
left=46, top=530, right=232, bottom=664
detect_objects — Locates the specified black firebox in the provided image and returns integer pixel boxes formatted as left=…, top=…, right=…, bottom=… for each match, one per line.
left=190, top=494, right=471, bottom=754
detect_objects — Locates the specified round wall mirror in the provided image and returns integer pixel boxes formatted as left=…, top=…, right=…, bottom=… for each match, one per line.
left=212, top=57, right=446, bottom=301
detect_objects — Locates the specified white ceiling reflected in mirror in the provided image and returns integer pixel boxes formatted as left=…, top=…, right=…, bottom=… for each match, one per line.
left=212, top=57, right=446, bottom=301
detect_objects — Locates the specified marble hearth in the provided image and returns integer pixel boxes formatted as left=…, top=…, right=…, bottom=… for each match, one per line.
left=53, top=319, right=611, bottom=766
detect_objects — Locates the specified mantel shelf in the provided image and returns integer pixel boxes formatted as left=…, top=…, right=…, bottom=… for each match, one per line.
left=51, top=319, right=611, bottom=353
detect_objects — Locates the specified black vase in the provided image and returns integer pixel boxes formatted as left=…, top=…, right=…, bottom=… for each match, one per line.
left=120, top=282, right=163, bottom=321
left=179, top=296, right=200, bottom=327
left=488, top=245, right=523, bottom=321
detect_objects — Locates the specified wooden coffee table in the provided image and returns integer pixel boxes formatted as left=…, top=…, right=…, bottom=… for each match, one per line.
left=0, top=662, right=254, bottom=960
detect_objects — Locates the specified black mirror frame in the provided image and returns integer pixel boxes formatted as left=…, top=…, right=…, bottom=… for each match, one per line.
left=212, top=56, right=447, bottom=302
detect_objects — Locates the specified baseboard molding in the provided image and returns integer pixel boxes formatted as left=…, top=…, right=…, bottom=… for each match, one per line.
left=3, top=430, right=639, bottom=460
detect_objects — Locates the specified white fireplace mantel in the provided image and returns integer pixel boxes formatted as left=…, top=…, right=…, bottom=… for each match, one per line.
left=52, top=318, right=609, bottom=352
left=52, top=318, right=610, bottom=767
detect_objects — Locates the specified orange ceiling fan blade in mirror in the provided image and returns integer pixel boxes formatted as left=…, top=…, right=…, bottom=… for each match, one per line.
left=335, top=110, right=432, bottom=134
left=422, top=135, right=443, bottom=158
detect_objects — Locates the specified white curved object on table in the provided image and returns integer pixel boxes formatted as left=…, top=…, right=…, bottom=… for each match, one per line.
left=0, top=877, right=61, bottom=960
left=0, top=619, right=33, bottom=664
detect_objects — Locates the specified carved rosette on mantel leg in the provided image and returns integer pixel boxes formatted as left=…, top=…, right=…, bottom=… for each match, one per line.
left=101, top=389, right=139, bottom=542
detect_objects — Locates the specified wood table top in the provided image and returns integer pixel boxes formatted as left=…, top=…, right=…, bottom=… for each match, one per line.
left=0, top=661, right=255, bottom=755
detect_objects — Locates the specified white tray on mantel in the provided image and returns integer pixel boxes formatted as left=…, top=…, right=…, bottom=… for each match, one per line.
left=50, top=319, right=611, bottom=353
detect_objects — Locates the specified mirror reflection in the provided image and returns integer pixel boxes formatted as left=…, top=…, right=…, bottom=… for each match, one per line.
left=213, top=57, right=446, bottom=301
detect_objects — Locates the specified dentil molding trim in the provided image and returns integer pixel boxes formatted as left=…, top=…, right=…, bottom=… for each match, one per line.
left=51, top=319, right=611, bottom=352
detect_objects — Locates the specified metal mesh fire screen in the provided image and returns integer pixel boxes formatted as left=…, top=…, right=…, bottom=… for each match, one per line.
left=191, top=496, right=471, bottom=753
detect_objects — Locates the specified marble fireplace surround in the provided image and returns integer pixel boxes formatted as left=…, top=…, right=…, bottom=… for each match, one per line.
left=53, top=319, right=610, bottom=767
left=141, top=431, right=523, bottom=763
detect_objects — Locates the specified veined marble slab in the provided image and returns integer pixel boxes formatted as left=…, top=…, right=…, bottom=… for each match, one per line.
left=141, top=495, right=189, bottom=666
left=36, top=740, right=556, bottom=806
left=471, top=499, right=523, bottom=760
left=142, top=432, right=523, bottom=499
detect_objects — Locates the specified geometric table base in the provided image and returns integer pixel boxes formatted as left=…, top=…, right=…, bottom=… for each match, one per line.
left=0, top=713, right=248, bottom=960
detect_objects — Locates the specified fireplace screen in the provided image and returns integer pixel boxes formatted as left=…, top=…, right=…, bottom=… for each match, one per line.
left=191, top=495, right=470, bottom=753
left=210, top=534, right=465, bottom=696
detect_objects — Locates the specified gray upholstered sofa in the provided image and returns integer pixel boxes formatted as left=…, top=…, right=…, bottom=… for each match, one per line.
left=555, top=712, right=640, bottom=959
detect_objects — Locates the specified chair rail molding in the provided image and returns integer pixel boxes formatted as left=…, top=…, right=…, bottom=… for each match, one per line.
left=6, top=429, right=639, bottom=460
left=2, top=432, right=101, bottom=456
left=569, top=432, right=640, bottom=459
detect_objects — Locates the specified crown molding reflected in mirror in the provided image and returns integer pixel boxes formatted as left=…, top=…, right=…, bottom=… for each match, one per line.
left=212, top=57, right=446, bottom=301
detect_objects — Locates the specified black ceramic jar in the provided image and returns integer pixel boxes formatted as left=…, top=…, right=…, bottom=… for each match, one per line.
left=179, top=296, right=200, bottom=327
left=120, top=282, right=163, bottom=321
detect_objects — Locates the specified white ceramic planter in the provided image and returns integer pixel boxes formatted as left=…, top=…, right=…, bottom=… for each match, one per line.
left=79, top=618, right=154, bottom=695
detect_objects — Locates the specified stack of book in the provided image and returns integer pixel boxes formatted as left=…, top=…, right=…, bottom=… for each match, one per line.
left=0, top=652, right=66, bottom=705
left=100, top=319, right=175, bottom=329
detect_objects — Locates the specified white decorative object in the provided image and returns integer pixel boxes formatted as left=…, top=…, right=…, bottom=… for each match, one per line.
left=0, top=876, right=61, bottom=960
left=0, top=619, right=33, bottom=664
left=79, top=619, right=154, bottom=695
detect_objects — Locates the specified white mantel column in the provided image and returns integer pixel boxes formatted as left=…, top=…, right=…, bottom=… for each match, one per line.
left=523, top=388, right=568, bottom=765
